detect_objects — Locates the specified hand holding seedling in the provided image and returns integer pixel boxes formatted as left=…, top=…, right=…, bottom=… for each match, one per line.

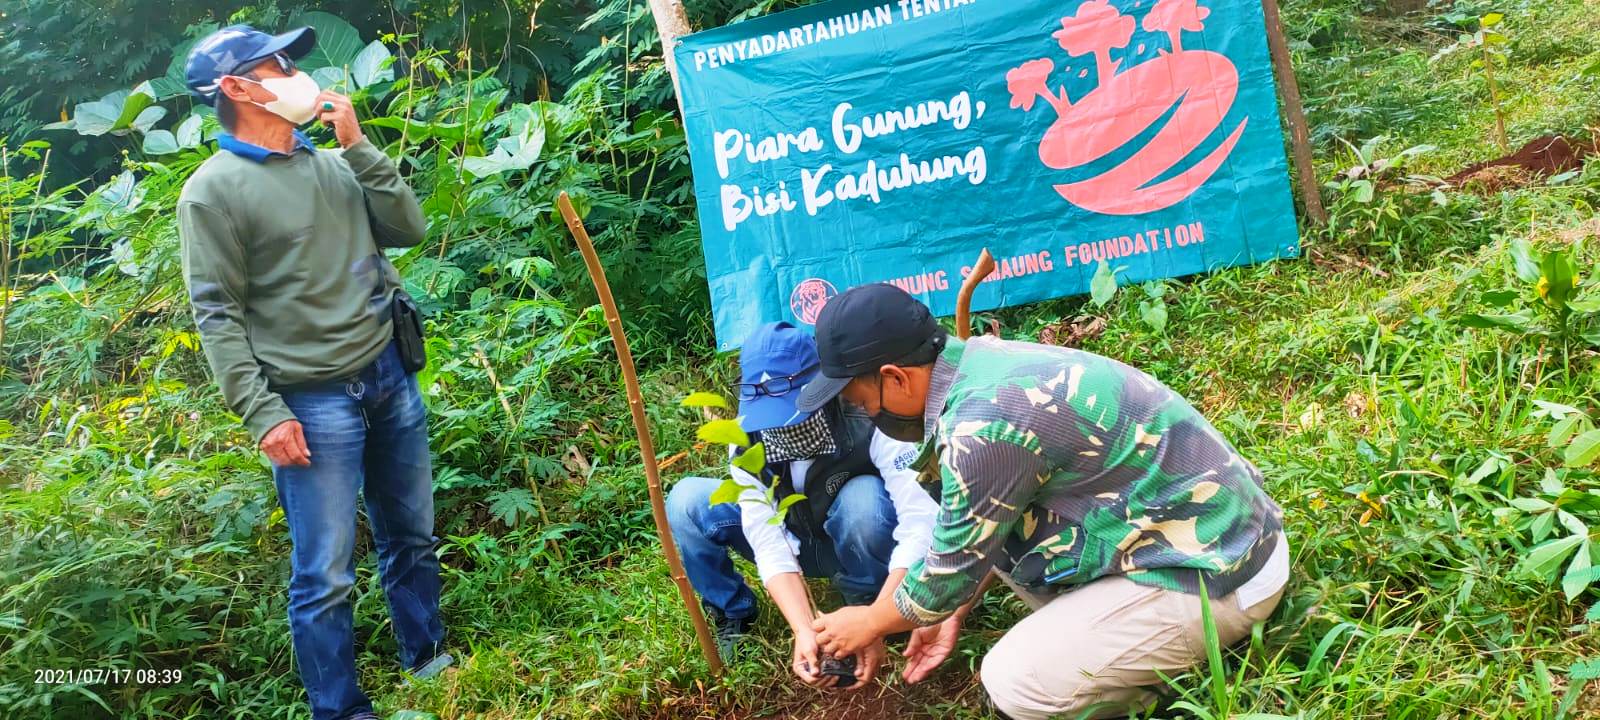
left=813, top=604, right=881, bottom=658
left=791, top=631, right=833, bottom=688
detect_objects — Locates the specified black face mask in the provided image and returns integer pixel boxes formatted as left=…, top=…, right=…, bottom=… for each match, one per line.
left=874, top=374, right=925, bottom=443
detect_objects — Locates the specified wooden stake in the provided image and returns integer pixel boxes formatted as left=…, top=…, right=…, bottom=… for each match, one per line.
left=556, top=192, right=724, bottom=675
left=1260, top=0, right=1327, bottom=227
left=955, top=248, right=996, bottom=340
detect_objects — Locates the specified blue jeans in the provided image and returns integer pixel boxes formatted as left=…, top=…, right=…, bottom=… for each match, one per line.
left=666, top=474, right=897, bottom=619
left=273, top=342, right=445, bottom=720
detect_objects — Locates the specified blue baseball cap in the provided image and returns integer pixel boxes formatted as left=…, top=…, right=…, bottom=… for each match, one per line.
left=184, top=24, right=317, bottom=106
left=737, top=322, right=822, bottom=432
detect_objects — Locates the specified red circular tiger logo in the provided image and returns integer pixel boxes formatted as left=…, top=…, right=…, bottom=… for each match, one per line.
left=789, top=279, right=837, bottom=325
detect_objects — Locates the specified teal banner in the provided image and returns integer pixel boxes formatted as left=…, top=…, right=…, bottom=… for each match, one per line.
left=675, top=0, right=1301, bottom=350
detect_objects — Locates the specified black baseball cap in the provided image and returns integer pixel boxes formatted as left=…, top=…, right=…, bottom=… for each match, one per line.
left=795, top=283, right=946, bottom=413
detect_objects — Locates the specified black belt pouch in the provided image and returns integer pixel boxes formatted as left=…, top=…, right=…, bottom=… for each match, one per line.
left=391, top=290, right=427, bottom=373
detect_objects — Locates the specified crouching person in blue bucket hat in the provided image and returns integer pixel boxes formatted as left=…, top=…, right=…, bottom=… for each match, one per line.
left=666, top=322, right=939, bottom=688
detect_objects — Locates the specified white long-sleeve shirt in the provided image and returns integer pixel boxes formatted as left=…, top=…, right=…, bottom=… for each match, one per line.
left=731, top=430, right=939, bottom=584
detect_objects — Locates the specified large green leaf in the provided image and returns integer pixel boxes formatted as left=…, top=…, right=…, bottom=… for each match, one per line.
left=364, top=116, right=466, bottom=143
left=351, top=41, right=395, bottom=88
left=112, top=84, right=158, bottom=133
left=142, top=130, right=179, bottom=156
left=70, top=99, right=121, bottom=136
left=462, top=104, right=547, bottom=178
left=150, top=38, right=200, bottom=99
left=1565, top=430, right=1600, bottom=467
left=175, top=114, right=205, bottom=149
left=311, top=66, right=351, bottom=93
left=291, top=12, right=364, bottom=70
left=129, top=106, right=167, bottom=135
left=1519, top=534, right=1584, bottom=579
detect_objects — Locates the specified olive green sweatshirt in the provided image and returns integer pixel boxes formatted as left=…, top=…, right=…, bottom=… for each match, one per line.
left=177, top=135, right=426, bottom=442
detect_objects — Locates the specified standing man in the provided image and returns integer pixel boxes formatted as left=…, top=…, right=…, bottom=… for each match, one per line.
left=179, top=25, right=448, bottom=720
left=804, top=285, right=1289, bottom=719
left=666, top=322, right=939, bottom=688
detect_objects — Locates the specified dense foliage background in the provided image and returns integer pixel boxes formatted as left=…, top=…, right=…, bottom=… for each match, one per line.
left=3, top=0, right=1600, bottom=718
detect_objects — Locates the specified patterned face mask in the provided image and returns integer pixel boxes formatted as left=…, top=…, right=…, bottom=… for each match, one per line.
left=760, top=408, right=837, bottom=463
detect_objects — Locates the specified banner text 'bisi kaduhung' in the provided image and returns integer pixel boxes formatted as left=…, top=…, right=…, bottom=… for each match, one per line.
left=675, top=0, right=1302, bottom=351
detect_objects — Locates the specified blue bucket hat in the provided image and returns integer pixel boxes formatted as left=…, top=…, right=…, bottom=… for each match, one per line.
left=736, top=322, right=821, bottom=432
left=184, top=24, right=317, bottom=106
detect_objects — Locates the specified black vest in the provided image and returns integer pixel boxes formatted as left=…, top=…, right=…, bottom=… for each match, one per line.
left=751, top=403, right=878, bottom=546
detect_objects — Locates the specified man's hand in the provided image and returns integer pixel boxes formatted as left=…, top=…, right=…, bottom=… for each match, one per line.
left=813, top=605, right=881, bottom=658
left=848, top=639, right=887, bottom=690
left=315, top=91, right=365, bottom=148
left=791, top=631, right=832, bottom=688
left=261, top=419, right=311, bottom=466
left=903, top=614, right=963, bottom=684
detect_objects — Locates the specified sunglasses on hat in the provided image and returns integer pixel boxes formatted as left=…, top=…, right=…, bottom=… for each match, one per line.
left=233, top=52, right=298, bottom=77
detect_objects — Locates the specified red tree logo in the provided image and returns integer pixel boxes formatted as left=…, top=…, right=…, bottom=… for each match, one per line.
left=789, top=279, right=837, bottom=325
left=1007, top=0, right=1246, bottom=215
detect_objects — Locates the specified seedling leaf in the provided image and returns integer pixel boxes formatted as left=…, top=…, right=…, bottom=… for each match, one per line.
left=697, top=419, right=750, bottom=448
left=1090, top=260, right=1120, bottom=307
left=680, top=392, right=730, bottom=409
left=708, top=477, right=746, bottom=506
left=732, top=443, right=766, bottom=476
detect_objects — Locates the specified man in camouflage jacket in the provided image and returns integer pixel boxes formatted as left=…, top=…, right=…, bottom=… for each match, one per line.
left=802, top=284, right=1289, bottom=720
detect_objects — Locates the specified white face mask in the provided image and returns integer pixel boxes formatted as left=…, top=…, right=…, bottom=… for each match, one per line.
left=233, top=72, right=321, bottom=125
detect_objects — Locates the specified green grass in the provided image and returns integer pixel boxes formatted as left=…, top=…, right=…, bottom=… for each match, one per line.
left=7, top=0, right=1600, bottom=718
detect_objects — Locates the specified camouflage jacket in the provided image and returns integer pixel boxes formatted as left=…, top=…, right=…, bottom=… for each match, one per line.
left=893, top=337, right=1284, bottom=625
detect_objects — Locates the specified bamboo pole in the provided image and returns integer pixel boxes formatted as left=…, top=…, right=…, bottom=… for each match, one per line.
left=1260, top=0, right=1327, bottom=226
left=556, top=192, right=724, bottom=675
left=954, top=248, right=996, bottom=340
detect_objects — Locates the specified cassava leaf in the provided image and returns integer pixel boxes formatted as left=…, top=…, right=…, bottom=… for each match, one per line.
left=1520, top=535, right=1584, bottom=579
left=486, top=488, right=538, bottom=528
left=1564, top=541, right=1597, bottom=600
left=1565, top=430, right=1600, bottom=467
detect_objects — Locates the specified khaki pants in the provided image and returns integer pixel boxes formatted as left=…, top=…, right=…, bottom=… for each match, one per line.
left=981, top=565, right=1284, bottom=720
